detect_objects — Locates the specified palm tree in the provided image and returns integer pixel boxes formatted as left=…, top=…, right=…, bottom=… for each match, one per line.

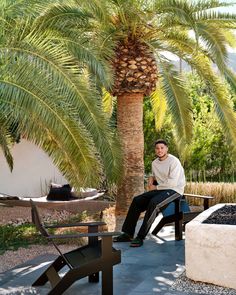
left=105, top=0, right=236, bottom=214
left=4, top=0, right=236, bottom=215
left=0, top=0, right=122, bottom=190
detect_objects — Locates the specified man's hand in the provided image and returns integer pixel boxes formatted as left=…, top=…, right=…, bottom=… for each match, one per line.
left=147, top=176, right=157, bottom=191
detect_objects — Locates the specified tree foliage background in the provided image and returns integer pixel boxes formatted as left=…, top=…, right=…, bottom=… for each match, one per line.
left=144, top=72, right=236, bottom=182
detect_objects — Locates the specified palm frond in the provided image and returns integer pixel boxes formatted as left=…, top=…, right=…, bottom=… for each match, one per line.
left=74, top=0, right=111, bottom=24
left=223, top=29, right=236, bottom=48
left=154, top=0, right=197, bottom=27
left=32, top=3, right=91, bottom=32
left=190, top=0, right=236, bottom=12
left=102, top=88, right=114, bottom=117
left=30, top=31, right=114, bottom=89
left=0, top=117, right=14, bottom=171
left=149, top=83, right=167, bottom=131
left=186, top=54, right=236, bottom=148
left=153, top=29, right=197, bottom=55
left=25, top=30, right=122, bottom=185
left=195, top=10, right=236, bottom=25
left=0, top=79, right=100, bottom=187
left=26, top=4, right=115, bottom=88
left=0, top=32, right=122, bottom=187
left=196, top=23, right=228, bottom=69
left=155, top=0, right=205, bottom=50
left=224, top=67, right=236, bottom=92
left=157, top=56, right=193, bottom=143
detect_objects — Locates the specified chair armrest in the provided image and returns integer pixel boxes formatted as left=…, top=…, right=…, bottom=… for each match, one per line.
left=45, top=221, right=106, bottom=229
left=47, top=231, right=121, bottom=240
left=183, top=193, right=214, bottom=199
left=183, top=193, right=214, bottom=210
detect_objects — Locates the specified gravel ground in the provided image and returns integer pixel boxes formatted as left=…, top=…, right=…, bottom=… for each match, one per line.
left=0, top=205, right=121, bottom=274
left=0, top=244, right=76, bottom=273
left=171, top=271, right=236, bottom=295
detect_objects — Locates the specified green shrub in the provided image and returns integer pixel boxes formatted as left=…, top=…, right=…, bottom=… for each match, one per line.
left=0, top=223, right=47, bottom=254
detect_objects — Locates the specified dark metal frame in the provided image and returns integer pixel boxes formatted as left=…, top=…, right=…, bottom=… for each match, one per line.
left=30, top=200, right=121, bottom=295
left=152, top=193, right=214, bottom=240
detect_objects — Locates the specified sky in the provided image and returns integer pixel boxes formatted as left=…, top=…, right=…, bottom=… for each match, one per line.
left=214, top=0, right=236, bottom=53
left=220, top=0, right=236, bottom=13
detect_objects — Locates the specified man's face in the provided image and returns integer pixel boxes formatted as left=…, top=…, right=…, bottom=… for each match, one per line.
left=155, top=143, right=168, bottom=159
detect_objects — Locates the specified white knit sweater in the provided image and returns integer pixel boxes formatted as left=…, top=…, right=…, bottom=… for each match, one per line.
left=151, top=154, right=185, bottom=195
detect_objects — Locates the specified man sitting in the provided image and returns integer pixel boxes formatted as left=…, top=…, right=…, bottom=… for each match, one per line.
left=114, top=139, right=186, bottom=247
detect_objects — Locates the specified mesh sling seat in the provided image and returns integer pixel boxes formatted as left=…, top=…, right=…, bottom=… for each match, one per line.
left=30, top=200, right=121, bottom=295
left=0, top=191, right=105, bottom=210
left=152, top=193, right=214, bottom=240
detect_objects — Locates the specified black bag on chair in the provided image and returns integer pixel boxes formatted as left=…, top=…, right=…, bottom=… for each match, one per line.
left=46, top=184, right=75, bottom=201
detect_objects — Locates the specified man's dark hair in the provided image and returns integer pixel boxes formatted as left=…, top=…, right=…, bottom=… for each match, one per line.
left=155, top=139, right=168, bottom=147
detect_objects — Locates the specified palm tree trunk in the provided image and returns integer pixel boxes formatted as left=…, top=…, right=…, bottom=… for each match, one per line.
left=116, top=92, right=144, bottom=215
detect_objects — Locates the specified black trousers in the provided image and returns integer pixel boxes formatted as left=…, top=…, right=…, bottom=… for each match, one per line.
left=122, top=189, right=180, bottom=239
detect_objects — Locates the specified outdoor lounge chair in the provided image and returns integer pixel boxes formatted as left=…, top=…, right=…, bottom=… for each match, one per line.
left=30, top=200, right=121, bottom=295
left=0, top=191, right=111, bottom=215
left=152, top=193, right=214, bottom=240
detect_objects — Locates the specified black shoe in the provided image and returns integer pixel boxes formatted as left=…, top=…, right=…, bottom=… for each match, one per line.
left=130, top=236, right=143, bottom=247
left=113, top=233, right=132, bottom=242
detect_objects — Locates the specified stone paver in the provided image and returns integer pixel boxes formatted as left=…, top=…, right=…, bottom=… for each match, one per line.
left=0, top=221, right=203, bottom=295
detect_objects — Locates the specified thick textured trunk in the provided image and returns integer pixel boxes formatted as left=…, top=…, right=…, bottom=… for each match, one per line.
left=116, top=92, right=144, bottom=215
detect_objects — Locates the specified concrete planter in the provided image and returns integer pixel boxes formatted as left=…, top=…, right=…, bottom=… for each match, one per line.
left=185, top=203, right=236, bottom=289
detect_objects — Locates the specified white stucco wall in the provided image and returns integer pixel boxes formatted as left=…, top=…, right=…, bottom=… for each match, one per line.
left=0, top=139, right=67, bottom=197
